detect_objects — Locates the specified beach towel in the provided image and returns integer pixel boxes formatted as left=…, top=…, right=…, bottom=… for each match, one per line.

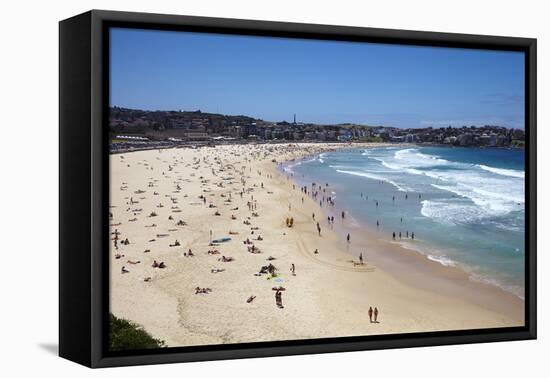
left=211, top=237, right=232, bottom=243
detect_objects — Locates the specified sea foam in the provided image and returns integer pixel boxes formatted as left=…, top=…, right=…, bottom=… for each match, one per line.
left=335, top=169, right=410, bottom=192
left=478, top=164, right=525, bottom=178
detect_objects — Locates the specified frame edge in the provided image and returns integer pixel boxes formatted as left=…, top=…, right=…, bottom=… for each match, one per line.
left=59, top=11, right=94, bottom=368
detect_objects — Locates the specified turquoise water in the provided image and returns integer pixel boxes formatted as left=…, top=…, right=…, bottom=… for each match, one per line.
left=282, top=146, right=525, bottom=298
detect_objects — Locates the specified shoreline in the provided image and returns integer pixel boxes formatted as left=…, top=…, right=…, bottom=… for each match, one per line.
left=109, top=142, right=523, bottom=349
left=278, top=146, right=525, bottom=301
left=274, top=147, right=524, bottom=323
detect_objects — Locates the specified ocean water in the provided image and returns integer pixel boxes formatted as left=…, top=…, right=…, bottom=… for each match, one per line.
left=282, top=146, right=525, bottom=298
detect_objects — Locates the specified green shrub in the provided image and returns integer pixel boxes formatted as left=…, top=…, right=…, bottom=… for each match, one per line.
left=109, top=314, right=165, bottom=351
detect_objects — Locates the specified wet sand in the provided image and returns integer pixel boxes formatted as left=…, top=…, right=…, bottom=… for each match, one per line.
left=109, top=143, right=524, bottom=348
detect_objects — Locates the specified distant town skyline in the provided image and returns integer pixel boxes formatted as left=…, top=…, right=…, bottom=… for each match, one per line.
left=110, top=28, right=525, bottom=129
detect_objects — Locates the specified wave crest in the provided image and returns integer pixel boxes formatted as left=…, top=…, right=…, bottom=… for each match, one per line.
left=478, top=164, right=524, bottom=178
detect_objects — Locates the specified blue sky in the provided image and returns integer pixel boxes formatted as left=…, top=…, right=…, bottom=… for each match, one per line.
left=110, top=28, right=525, bottom=129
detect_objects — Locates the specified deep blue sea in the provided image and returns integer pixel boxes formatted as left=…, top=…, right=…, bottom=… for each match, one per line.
left=282, top=146, right=525, bottom=298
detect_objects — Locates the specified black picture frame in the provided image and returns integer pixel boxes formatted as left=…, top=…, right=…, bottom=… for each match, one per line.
left=59, top=9, right=537, bottom=368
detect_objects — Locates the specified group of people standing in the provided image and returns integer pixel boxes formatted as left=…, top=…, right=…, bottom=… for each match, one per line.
left=392, top=231, right=415, bottom=240
left=368, top=306, right=380, bottom=323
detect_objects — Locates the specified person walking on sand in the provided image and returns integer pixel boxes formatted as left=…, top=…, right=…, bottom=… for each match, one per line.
left=368, top=306, right=373, bottom=323
left=290, top=263, right=296, bottom=276
left=317, top=222, right=321, bottom=236
left=342, top=210, right=345, bottom=219
left=347, top=233, right=350, bottom=243
left=275, top=290, right=284, bottom=308
left=374, top=307, right=379, bottom=322
left=359, top=253, right=363, bottom=265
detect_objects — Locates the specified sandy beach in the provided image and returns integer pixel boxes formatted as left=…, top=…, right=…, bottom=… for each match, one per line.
left=109, top=143, right=524, bottom=348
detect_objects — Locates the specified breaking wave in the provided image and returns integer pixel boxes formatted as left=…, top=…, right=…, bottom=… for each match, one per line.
left=478, top=164, right=524, bottom=178
left=335, top=169, right=410, bottom=192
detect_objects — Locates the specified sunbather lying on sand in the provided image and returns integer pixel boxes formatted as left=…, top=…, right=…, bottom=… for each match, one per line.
left=195, top=287, right=212, bottom=294
left=219, top=256, right=234, bottom=262
left=127, top=260, right=140, bottom=264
